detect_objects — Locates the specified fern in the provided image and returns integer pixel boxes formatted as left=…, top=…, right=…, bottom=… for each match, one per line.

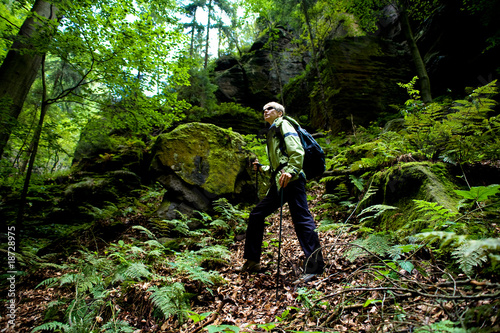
left=32, top=321, right=70, bottom=332
left=415, top=231, right=466, bottom=249
left=452, top=238, right=500, bottom=276
left=148, top=282, right=191, bottom=322
left=357, top=182, right=378, bottom=208
left=345, top=234, right=392, bottom=262
left=357, top=204, right=398, bottom=223
left=132, top=225, right=158, bottom=240
left=35, top=277, right=61, bottom=289
left=413, top=199, right=458, bottom=229
left=169, top=246, right=229, bottom=286
left=112, top=262, right=152, bottom=283
left=101, top=320, right=135, bottom=333
left=415, top=320, right=467, bottom=333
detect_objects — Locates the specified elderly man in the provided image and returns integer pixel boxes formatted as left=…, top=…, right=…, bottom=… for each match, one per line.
left=239, top=102, right=324, bottom=281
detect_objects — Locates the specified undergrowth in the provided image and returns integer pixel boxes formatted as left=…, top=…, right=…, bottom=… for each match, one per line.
left=31, top=197, right=248, bottom=332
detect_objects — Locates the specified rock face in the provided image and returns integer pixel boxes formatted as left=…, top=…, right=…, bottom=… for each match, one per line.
left=287, top=36, right=412, bottom=132
left=211, top=3, right=499, bottom=132
left=150, top=122, right=253, bottom=219
left=213, top=28, right=309, bottom=112
left=213, top=28, right=413, bottom=133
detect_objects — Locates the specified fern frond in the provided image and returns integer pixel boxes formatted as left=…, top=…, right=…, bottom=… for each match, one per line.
left=345, top=235, right=392, bottom=262
left=35, top=277, right=60, bottom=289
left=32, top=321, right=70, bottom=332
left=127, top=246, right=146, bottom=256
left=144, top=239, right=165, bottom=249
left=148, top=282, right=190, bottom=322
left=415, top=319, right=467, bottom=333
left=101, top=320, right=136, bottom=333
left=358, top=182, right=378, bottom=208
left=452, top=238, right=500, bottom=276
left=358, top=204, right=398, bottom=223
left=415, top=231, right=466, bottom=249
left=114, top=262, right=152, bottom=283
left=195, top=245, right=231, bottom=262
left=319, top=175, right=341, bottom=183
left=132, top=225, right=158, bottom=240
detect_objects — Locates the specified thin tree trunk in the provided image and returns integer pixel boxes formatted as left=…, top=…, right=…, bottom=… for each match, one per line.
left=0, top=0, right=59, bottom=160
left=399, top=4, right=432, bottom=103
left=16, top=54, right=50, bottom=249
left=190, top=12, right=197, bottom=56
left=204, top=0, right=213, bottom=68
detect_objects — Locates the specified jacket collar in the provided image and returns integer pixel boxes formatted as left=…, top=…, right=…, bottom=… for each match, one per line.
left=269, top=116, right=284, bottom=128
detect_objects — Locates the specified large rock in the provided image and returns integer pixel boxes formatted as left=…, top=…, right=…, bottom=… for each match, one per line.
left=213, top=28, right=309, bottom=112
left=284, top=35, right=412, bottom=132
left=213, top=28, right=412, bottom=133
left=357, top=162, right=462, bottom=235
left=150, top=122, right=253, bottom=219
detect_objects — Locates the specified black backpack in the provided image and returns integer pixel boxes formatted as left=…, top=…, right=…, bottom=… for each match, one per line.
left=278, top=117, right=326, bottom=180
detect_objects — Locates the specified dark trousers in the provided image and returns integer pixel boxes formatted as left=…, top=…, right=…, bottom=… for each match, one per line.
left=243, top=176, right=325, bottom=274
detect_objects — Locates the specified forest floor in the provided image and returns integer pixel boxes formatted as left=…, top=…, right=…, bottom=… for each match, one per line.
left=1, top=187, right=499, bottom=333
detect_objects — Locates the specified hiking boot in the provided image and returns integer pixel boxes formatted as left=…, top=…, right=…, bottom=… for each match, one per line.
left=237, top=260, right=261, bottom=272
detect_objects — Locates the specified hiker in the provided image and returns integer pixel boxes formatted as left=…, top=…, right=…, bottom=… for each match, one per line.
left=239, top=102, right=325, bottom=280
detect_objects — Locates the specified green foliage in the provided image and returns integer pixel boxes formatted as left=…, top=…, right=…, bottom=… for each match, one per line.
left=32, top=321, right=70, bottom=332
left=345, top=234, right=392, bottom=262
left=397, top=76, right=421, bottom=108
left=414, top=320, right=467, bottom=333
left=101, top=320, right=135, bottom=333
left=148, top=282, right=191, bottom=323
left=413, top=199, right=458, bottom=230
left=242, top=133, right=269, bottom=166
left=295, top=287, right=329, bottom=319
left=357, top=204, right=398, bottom=224
left=211, top=198, right=249, bottom=237
left=415, top=184, right=500, bottom=275
left=169, top=246, right=229, bottom=286
left=2, top=0, right=192, bottom=178
left=206, top=325, right=240, bottom=333
left=452, top=238, right=500, bottom=276
left=454, top=184, right=500, bottom=208
left=403, top=80, right=499, bottom=163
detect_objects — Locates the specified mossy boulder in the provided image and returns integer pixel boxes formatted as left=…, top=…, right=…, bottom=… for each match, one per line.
left=150, top=122, right=253, bottom=219
left=358, top=162, right=463, bottom=236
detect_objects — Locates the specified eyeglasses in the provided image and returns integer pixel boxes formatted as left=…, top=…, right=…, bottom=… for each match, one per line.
left=263, top=106, right=274, bottom=112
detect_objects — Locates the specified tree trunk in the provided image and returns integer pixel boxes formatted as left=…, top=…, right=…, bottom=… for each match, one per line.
left=190, top=12, right=197, bottom=56
left=16, top=54, right=50, bottom=250
left=0, top=0, right=59, bottom=160
left=399, top=4, right=432, bottom=103
left=204, top=0, right=213, bottom=68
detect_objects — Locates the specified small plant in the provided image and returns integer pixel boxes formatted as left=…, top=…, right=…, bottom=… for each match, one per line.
left=416, top=185, right=500, bottom=276
left=148, top=282, right=191, bottom=323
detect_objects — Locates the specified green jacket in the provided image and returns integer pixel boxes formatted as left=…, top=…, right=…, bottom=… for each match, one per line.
left=261, top=116, right=305, bottom=190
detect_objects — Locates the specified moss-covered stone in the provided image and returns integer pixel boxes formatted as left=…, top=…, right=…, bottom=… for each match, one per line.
left=152, top=122, right=249, bottom=196
left=361, top=162, right=462, bottom=236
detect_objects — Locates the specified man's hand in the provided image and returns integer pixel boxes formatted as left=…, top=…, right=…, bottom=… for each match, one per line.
left=253, top=159, right=260, bottom=171
left=279, top=171, right=292, bottom=188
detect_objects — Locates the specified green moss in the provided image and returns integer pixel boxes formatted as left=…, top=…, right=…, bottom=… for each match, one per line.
left=153, top=123, right=248, bottom=195
left=365, top=162, right=461, bottom=236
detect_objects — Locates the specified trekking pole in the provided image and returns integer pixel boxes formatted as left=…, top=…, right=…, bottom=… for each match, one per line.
left=255, top=163, right=259, bottom=202
left=275, top=187, right=284, bottom=302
